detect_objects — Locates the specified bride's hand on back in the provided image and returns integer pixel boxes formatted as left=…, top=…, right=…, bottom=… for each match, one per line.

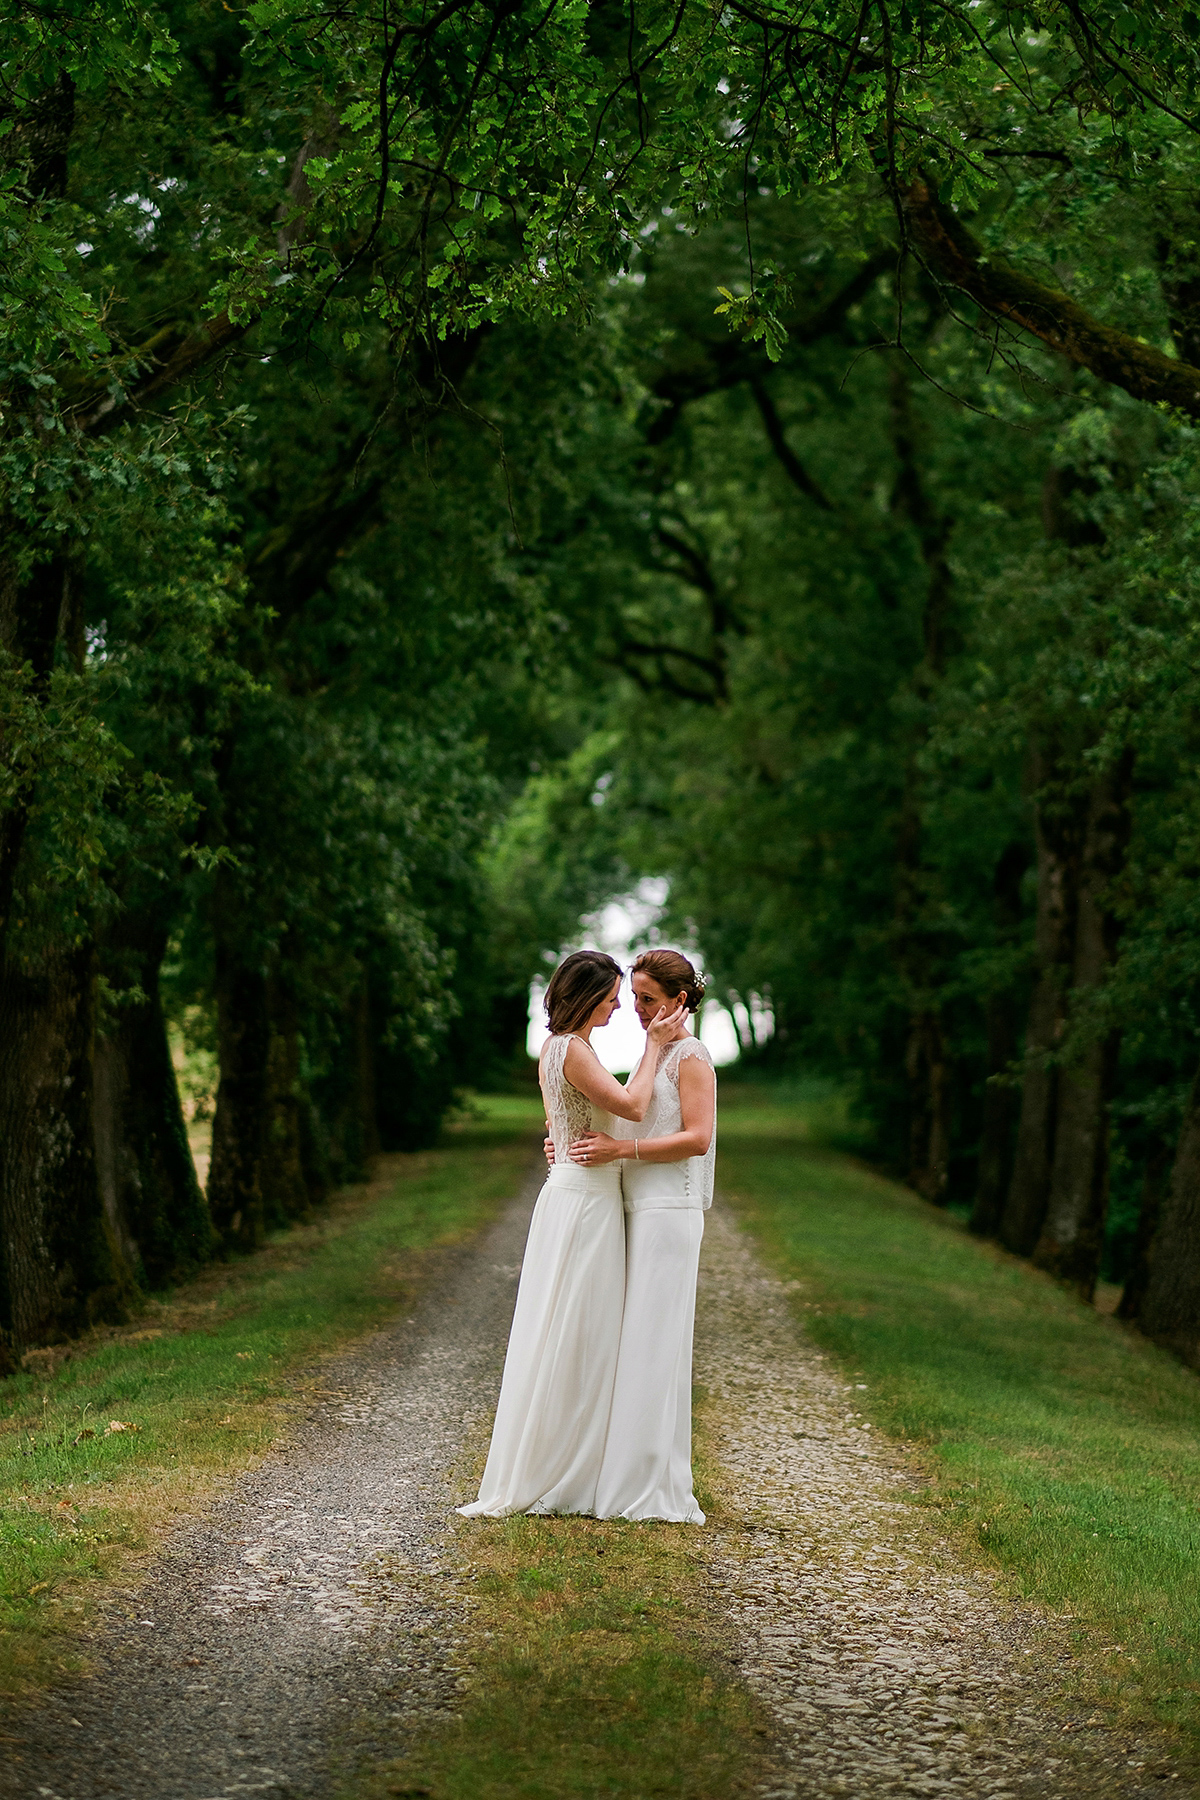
left=568, top=1131, right=621, bottom=1166
left=645, top=1001, right=687, bottom=1047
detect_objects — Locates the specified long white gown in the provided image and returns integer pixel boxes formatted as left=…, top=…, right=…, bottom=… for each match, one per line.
left=594, top=1037, right=715, bottom=1525
left=458, top=1032, right=625, bottom=1518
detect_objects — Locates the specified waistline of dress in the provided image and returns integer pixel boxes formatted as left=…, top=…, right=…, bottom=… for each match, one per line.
left=623, top=1192, right=709, bottom=1212
left=544, top=1161, right=622, bottom=1195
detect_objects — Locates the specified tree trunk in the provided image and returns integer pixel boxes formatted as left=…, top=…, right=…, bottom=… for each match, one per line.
left=0, top=554, right=73, bottom=956
left=1033, top=757, right=1132, bottom=1297
left=260, top=978, right=324, bottom=1228
left=207, top=941, right=270, bottom=1253
left=354, top=980, right=381, bottom=1164
left=1138, top=1068, right=1200, bottom=1362
left=999, top=754, right=1086, bottom=1255
left=0, top=944, right=133, bottom=1357
left=906, top=1010, right=951, bottom=1203
left=93, top=928, right=214, bottom=1288
left=970, top=843, right=1030, bottom=1238
left=887, top=362, right=958, bottom=1205
left=1117, top=1139, right=1174, bottom=1323
left=318, top=978, right=380, bottom=1184
left=971, top=991, right=1022, bottom=1237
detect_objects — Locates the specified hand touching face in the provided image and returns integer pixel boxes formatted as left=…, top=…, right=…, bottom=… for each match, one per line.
left=632, top=971, right=687, bottom=1036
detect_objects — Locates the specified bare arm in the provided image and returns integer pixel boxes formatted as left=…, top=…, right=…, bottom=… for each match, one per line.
left=569, top=1054, right=715, bottom=1163
left=562, top=1009, right=683, bottom=1123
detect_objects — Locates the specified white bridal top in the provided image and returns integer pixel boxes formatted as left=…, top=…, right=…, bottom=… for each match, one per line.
left=621, top=1037, right=716, bottom=1213
left=540, top=1031, right=716, bottom=1208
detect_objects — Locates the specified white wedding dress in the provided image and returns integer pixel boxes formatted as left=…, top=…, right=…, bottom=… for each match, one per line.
left=458, top=1032, right=625, bottom=1518
left=595, top=1037, right=715, bottom=1524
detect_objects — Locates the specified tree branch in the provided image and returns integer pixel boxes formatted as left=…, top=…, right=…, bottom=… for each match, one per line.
left=903, top=180, right=1200, bottom=420
left=71, top=313, right=250, bottom=438
left=648, top=247, right=892, bottom=442
left=652, top=526, right=718, bottom=595
left=749, top=381, right=834, bottom=510
left=611, top=637, right=726, bottom=704
left=71, top=125, right=336, bottom=438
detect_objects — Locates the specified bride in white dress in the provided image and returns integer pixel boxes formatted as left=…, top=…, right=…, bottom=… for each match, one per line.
left=567, top=950, right=715, bottom=1524
left=459, top=950, right=685, bottom=1519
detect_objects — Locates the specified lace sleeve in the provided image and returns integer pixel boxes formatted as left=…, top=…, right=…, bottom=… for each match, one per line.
left=664, top=1038, right=715, bottom=1085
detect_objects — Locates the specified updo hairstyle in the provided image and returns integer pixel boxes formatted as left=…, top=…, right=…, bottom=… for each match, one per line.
left=631, top=948, right=706, bottom=1014
left=543, top=949, right=622, bottom=1036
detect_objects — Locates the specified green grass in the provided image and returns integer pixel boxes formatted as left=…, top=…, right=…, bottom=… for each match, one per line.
left=355, top=1509, right=772, bottom=1800
left=19, top=1071, right=1199, bottom=1789
left=716, top=1079, right=1200, bottom=1746
left=0, top=1094, right=542, bottom=1697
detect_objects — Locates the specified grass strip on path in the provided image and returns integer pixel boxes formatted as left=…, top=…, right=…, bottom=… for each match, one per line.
left=358, top=1505, right=774, bottom=1800
left=0, top=1094, right=542, bottom=1701
left=717, top=1079, right=1200, bottom=1752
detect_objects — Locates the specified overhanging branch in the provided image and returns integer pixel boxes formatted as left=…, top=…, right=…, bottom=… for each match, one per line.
left=71, top=313, right=250, bottom=438
left=903, top=180, right=1200, bottom=420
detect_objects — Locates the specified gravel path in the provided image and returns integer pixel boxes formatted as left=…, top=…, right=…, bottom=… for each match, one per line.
left=695, top=1206, right=1194, bottom=1800
left=1, top=1175, right=536, bottom=1800
left=4, top=1172, right=1192, bottom=1800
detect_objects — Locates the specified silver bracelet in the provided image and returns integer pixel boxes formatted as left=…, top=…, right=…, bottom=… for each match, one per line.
left=634, top=1139, right=640, bottom=1160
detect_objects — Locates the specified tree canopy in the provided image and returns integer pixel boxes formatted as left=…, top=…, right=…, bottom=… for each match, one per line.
left=5, top=0, right=1200, bottom=1365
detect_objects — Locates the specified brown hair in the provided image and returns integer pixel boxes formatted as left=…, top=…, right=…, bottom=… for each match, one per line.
left=544, top=950, right=622, bottom=1035
left=631, top=948, right=706, bottom=1014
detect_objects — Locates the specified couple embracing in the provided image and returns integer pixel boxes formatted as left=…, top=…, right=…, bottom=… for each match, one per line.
left=460, top=947, right=716, bottom=1525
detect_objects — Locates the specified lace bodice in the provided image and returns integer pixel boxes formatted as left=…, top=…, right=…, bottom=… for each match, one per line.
left=625, top=1037, right=717, bottom=1210
left=540, top=1034, right=611, bottom=1162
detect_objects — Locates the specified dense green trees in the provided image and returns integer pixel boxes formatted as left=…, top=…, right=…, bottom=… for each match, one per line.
left=6, top=0, right=1200, bottom=1364
left=495, top=184, right=1200, bottom=1350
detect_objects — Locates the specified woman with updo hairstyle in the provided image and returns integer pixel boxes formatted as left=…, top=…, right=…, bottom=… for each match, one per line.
left=460, top=949, right=687, bottom=1518
left=566, top=946, right=716, bottom=1524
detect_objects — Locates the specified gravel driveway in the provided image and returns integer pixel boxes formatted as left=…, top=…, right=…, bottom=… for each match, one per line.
left=0, top=1173, right=536, bottom=1800
left=696, top=1205, right=1196, bottom=1800
left=3, top=1171, right=1194, bottom=1800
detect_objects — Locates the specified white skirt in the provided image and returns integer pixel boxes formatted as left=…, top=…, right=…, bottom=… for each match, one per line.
left=594, top=1206, right=706, bottom=1524
left=459, top=1163, right=625, bottom=1518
